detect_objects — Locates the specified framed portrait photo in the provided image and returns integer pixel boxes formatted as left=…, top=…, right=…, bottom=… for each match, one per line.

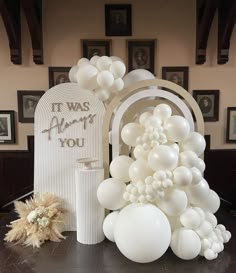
left=81, top=39, right=111, bottom=59
left=0, top=111, right=15, bottom=144
left=226, top=107, right=236, bottom=143
left=162, top=66, right=189, bottom=91
left=127, top=39, right=156, bottom=74
left=192, top=90, right=219, bottom=122
left=105, top=4, right=132, bottom=36
left=48, top=67, right=71, bottom=88
left=17, top=90, right=45, bottom=123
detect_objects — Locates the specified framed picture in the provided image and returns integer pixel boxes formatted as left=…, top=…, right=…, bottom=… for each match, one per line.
left=17, top=90, right=45, bottom=123
left=226, top=107, right=236, bottom=143
left=127, top=39, right=156, bottom=73
left=48, top=67, right=71, bottom=88
left=105, top=4, right=132, bottom=36
left=162, top=66, right=189, bottom=91
left=192, top=90, right=219, bottom=121
left=81, top=39, right=111, bottom=59
left=0, top=111, right=15, bottom=144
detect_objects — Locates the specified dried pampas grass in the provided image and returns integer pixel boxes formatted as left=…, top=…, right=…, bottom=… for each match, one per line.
left=5, top=193, right=67, bottom=248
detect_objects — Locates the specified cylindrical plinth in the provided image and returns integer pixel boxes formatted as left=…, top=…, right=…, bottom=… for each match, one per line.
left=75, top=168, right=105, bottom=244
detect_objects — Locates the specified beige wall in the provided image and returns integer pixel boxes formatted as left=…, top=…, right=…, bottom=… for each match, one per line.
left=0, top=0, right=235, bottom=150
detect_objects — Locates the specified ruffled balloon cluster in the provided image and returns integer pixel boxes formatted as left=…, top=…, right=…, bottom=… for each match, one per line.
left=97, top=103, right=231, bottom=263
left=68, top=56, right=126, bottom=101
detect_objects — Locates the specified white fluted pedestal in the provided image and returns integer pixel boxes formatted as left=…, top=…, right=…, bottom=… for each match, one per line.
left=75, top=167, right=105, bottom=244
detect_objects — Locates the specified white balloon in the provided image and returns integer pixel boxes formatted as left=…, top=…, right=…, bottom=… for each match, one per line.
left=76, top=64, right=98, bottom=89
left=96, top=56, right=112, bottom=70
left=204, top=249, right=217, bottom=260
left=194, top=158, right=206, bottom=174
left=179, top=132, right=206, bottom=156
left=193, top=207, right=205, bottom=222
left=129, top=159, right=153, bottom=183
left=97, top=178, right=126, bottom=210
left=186, top=179, right=210, bottom=206
left=123, top=69, right=155, bottom=88
left=180, top=151, right=198, bottom=168
left=195, top=220, right=213, bottom=238
left=103, top=211, right=119, bottom=242
left=205, top=212, right=217, bottom=228
left=191, top=167, right=202, bottom=185
left=90, top=55, right=100, bottom=66
left=121, top=122, right=144, bottom=146
left=97, top=70, right=114, bottom=88
left=139, top=112, right=152, bottom=126
left=165, top=115, right=190, bottom=142
left=133, top=144, right=149, bottom=160
left=167, top=215, right=182, bottom=231
left=110, top=155, right=134, bottom=182
left=68, top=65, right=79, bottom=82
left=144, top=116, right=162, bottom=128
left=171, top=228, right=201, bottom=260
left=157, top=189, right=188, bottom=216
left=94, top=88, right=110, bottom=101
left=180, top=208, right=201, bottom=229
left=148, top=145, right=178, bottom=171
left=200, top=190, right=220, bottom=213
left=77, top=57, right=90, bottom=66
left=109, top=61, right=126, bottom=79
left=109, top=78, right=124, bottom=93
left=173, top=166, right=192, bottom=186
left=153, top=104, right=172, bottom=121
left=114, top=203, right=171, bottom=263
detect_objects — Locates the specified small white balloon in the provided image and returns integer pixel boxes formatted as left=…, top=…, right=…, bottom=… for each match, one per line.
left=121, top=122, right=144, bottom=147
left=180, top=151, right=198, bottom=168
left=200, top=190, right=220, bottom=214
left=186, top=179, right=210, bottom=206
left=205, top=212, right=217, bottom=228
left=129, top=159, right=153, bottom=183
left=97, top=70, right=114, bottom=89
left=180, top=208, right=201, bottom=229
left=76, top=64, right=98, bottom=89
left=179, top=132, right=206, bottom=156
left=77, top=57, right=90, bottom=66
left=94, top=88, right=110, bottom=101
left=191, top=167, right=202, bottom=185
left=173, top=166, right=193, bottom=186
left=133, top=144, right=149, bottom=160
left=204, top=249, right=217, bottom=260
left=165, top=115, right=190, bottom=142
left=193, top=207, right=205, bottom=222
left=153, top=104, right=172, bottom=121
left=171, top=228, right=201, bottom=260
left=68, top=65, right=79, bottom=82
left=195, top=220, right=213, bottom=238
left=90, top=55, right=100, bottom=66
left=103, top=211, right=119, bottom=242
left=109, top=78, right=124, bottom=93
left=97, top=178, right=126, bottom=210
left=110, top=155, right=134, bottom=182
left=109, top=61, right=126, bottom=79
left=194, top=158, right=206, bottom=174
left=144, top=116, right=162, bottom=128
left=139, top=112, right=152, bottom=126
left=148, top=145, right=179, bottom=171
left=96, top=56, right=112, bottom=70
left=157, top=189, right=188, bottom=216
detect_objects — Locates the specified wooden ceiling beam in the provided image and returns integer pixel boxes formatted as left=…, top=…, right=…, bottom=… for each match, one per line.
left=21, top=0, right=43, bottom=64
left=0, top=0, right=21, bottom=64
left=218, top=0, right=236, bottom=64
left=196, top=0, right=218, bottom=64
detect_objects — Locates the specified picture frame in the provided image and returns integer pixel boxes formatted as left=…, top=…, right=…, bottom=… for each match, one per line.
left=17, top=90, right=45, bottom=123
left=48, top=67, right=71, bottom=88
left=105, top=4, right=132, bottom=36
left=127, top=39, right=156, bottom=74
left=162, top=66, right=189, bottom=91
left=0, top=111, right=16, bottom=144
left=226, top=107, right=236, bottom=143
left=81, top=39, right=112, bottom=59
left=192, top=90, right=219, bottom=122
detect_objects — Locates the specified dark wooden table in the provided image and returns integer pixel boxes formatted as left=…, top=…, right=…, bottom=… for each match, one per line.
left=0, top=208, right=235, bottom=273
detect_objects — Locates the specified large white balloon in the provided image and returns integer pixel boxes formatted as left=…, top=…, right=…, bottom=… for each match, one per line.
left=121, top=122, right=144, bottom=146
left=97, top=178, right=126, bottom=210
left=173, top=166, right=193, bottom=186
left=191, top=167, right=202, bottom=185
left=129, top=159, right=153, bottom=183
left=171, top=228, right=201, bottom=260
left=165, top=115, right=190, bottom=142
left=114, top=203, right=171, bottom=263
left=180, top=151, right=198, bottom=168
left=110, top=155, right=134, bottom=182
left=157, top=189, right=188, bottom=216
left=109, top=61, right=126, bottom=79
left=148, top=145, right=178, bottom=171
left=103, top=211, right=119, bottom=242
left=76, top=64, right=98, bottom=89
left=153, top=104, right=172, bottom=121
left=179, top=132, right=206, bottom=156
left=200, top=190, right=220, bottom=213
left=123, top=69, right=155, bottom=88
left=186, top=179, right=210, bottom=206
left=97, top=70, right=114, bottom=89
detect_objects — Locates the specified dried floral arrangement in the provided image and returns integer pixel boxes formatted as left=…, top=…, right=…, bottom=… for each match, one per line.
left=5, top=193, right=67, bottom=248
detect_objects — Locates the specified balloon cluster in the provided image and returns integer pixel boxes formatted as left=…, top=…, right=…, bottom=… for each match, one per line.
left=68, top=56, right=126, bottom=101
left=97, top=103, right=231, bottom=263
